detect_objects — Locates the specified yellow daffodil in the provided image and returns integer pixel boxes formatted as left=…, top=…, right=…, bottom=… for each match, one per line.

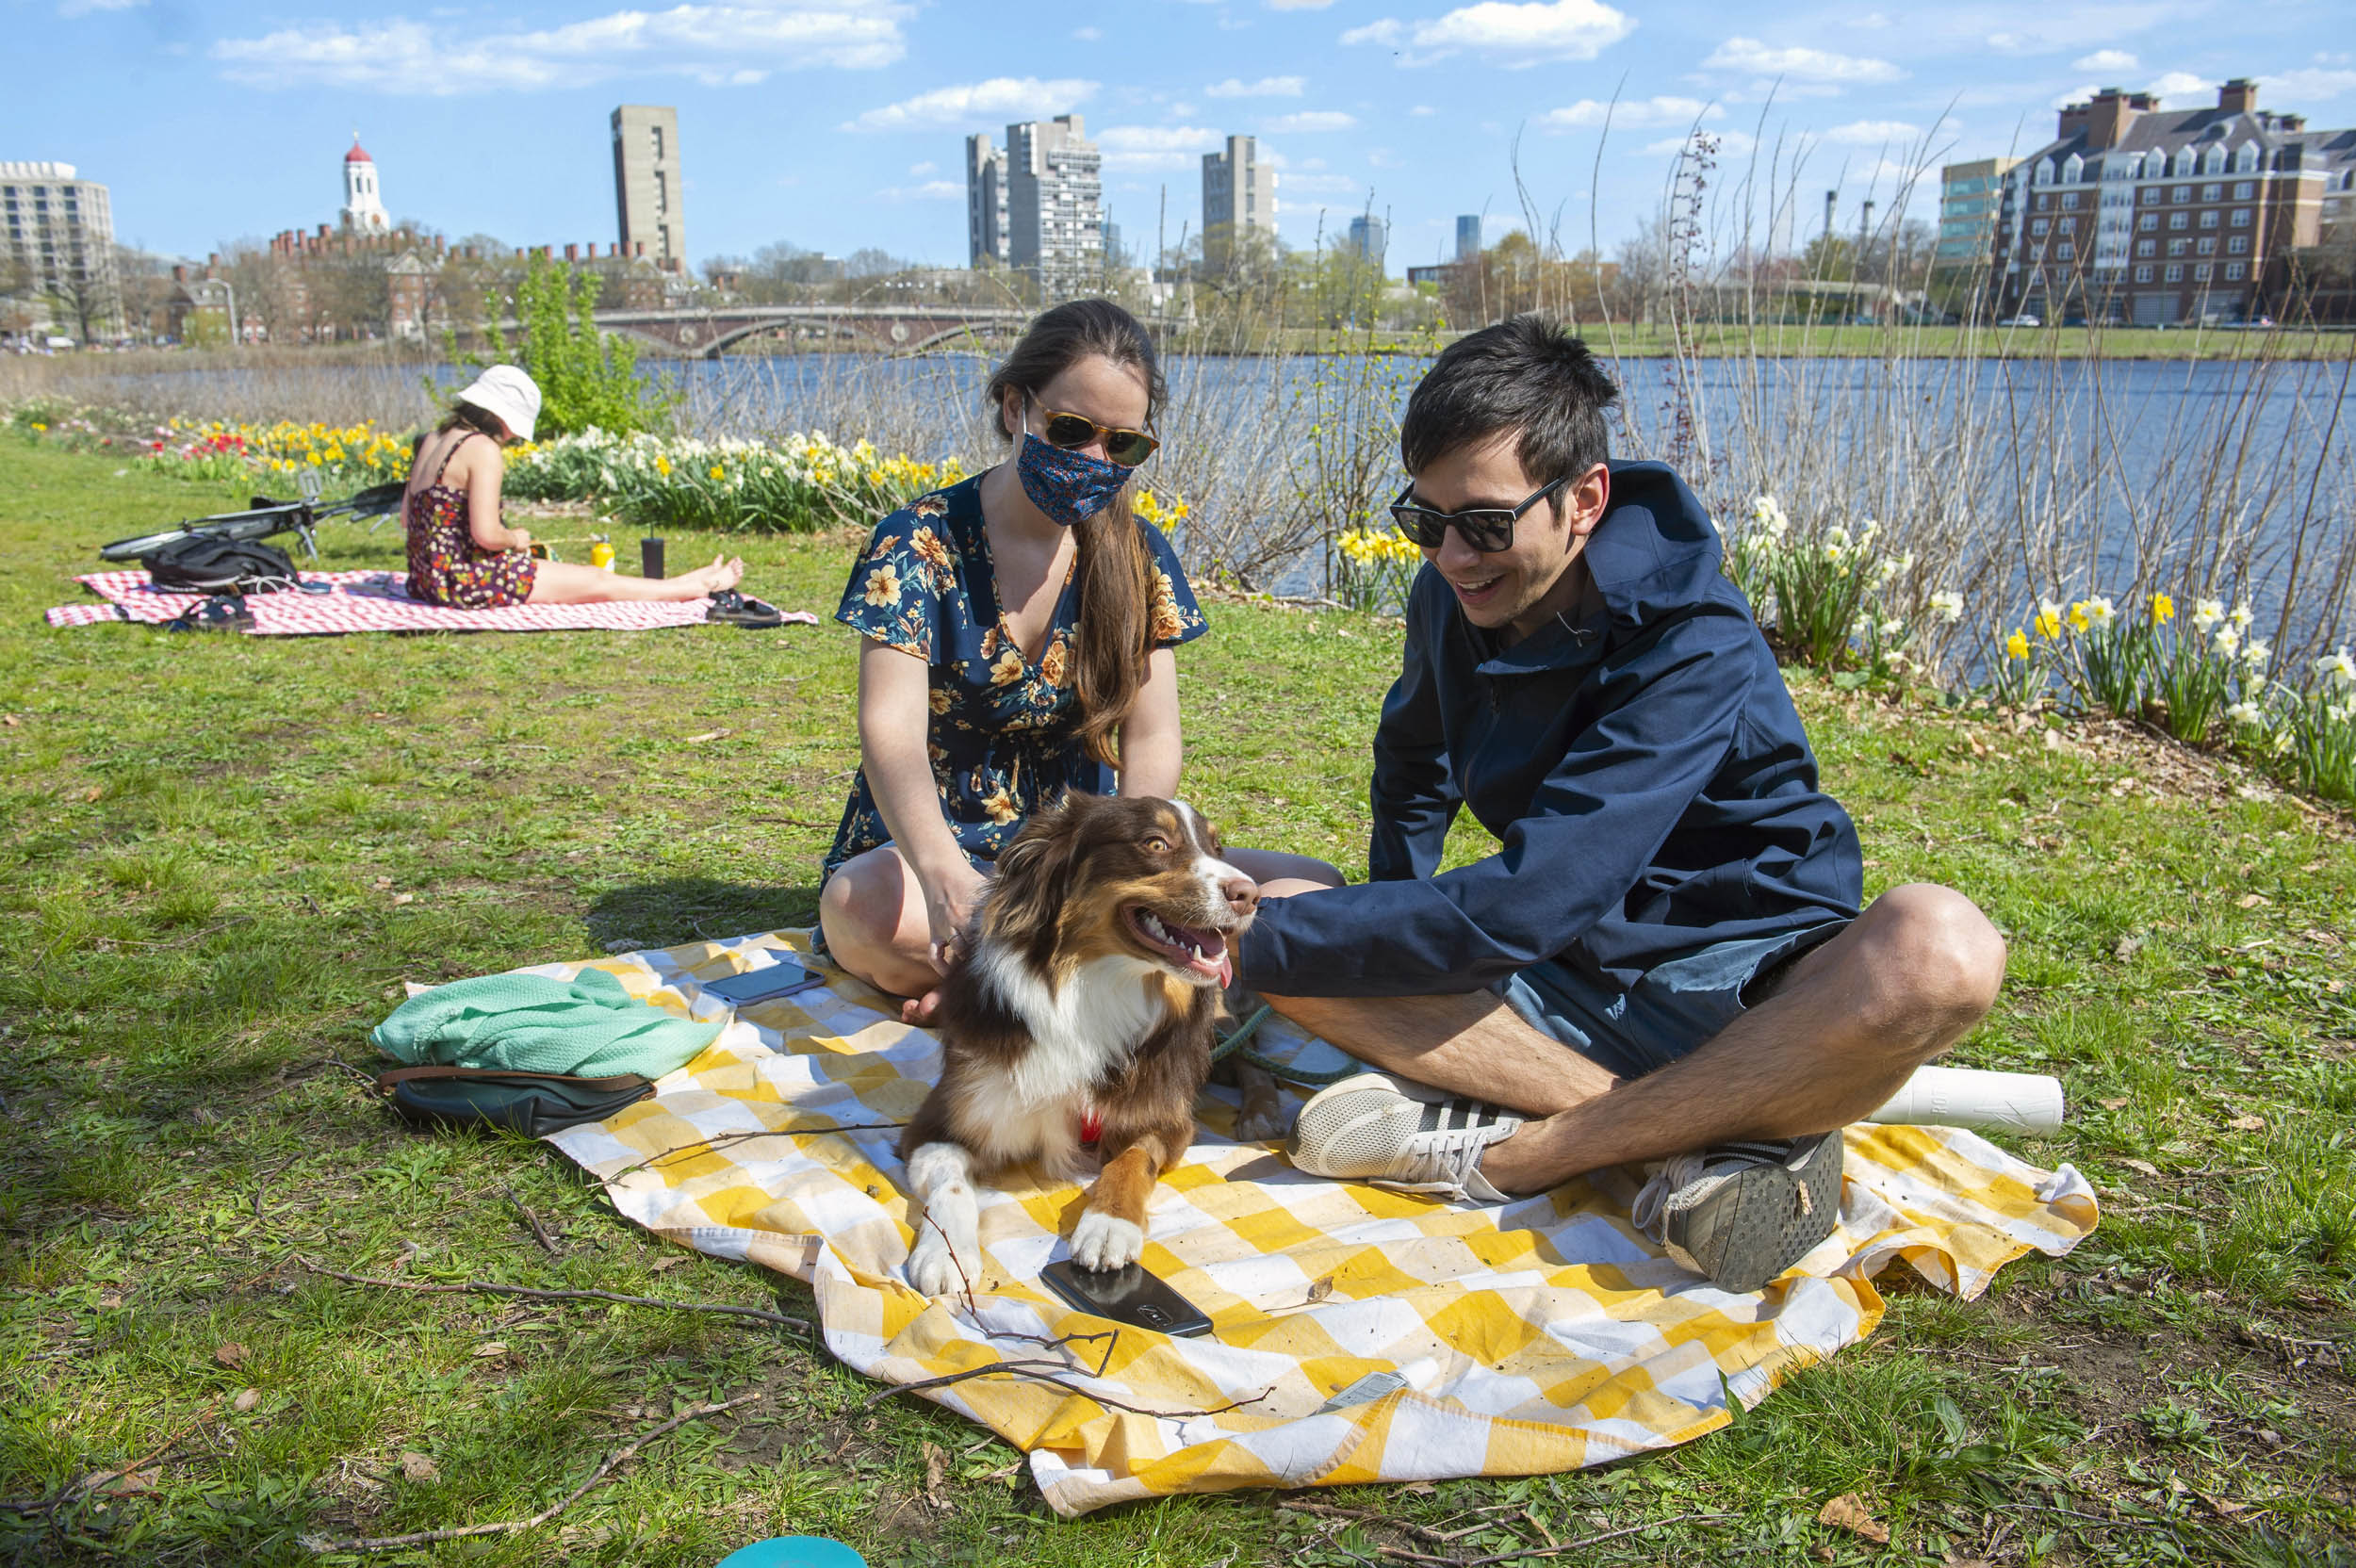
left=2034, top=610, right=2061, bottom=640
left=2151, top=593, right=2174, bottom=625
left=2006, top=629, right=2031, bottom=661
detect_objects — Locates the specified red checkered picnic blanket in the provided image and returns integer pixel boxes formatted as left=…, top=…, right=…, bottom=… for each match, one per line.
left=46, top=570, right=810, bottom=637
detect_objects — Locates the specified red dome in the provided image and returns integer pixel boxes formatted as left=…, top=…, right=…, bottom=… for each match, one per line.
left=345, top=141, right=373, bottom=164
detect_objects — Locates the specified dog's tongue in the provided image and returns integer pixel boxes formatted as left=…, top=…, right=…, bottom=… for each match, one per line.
left=1218, top=950, right=1234, bottom=988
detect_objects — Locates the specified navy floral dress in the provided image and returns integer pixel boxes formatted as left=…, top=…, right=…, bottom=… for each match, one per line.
left=825, top=475, right=1208, bottom=882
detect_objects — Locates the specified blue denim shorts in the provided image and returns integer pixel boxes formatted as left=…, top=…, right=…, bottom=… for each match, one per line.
left=1498, top=923, right=1846, bottom=1082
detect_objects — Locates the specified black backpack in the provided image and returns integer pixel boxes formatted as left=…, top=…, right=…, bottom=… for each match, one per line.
left=143, top=536, right=301, bottom=595
left=376, top=1064, right=656, bottom=1136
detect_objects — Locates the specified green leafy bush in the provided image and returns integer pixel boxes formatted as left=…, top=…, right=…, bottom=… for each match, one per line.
left=454, top=258, right=673, bottom=439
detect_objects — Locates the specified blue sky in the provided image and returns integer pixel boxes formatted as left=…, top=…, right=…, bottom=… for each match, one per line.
left=8, top=0, right=2352, bottom=271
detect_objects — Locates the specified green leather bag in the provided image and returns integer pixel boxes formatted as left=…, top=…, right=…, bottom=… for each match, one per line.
left=376, top=1064, right=654, bottom=1136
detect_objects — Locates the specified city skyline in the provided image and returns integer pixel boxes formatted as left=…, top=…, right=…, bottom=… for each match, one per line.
left=8, top=0, right=2355, bottom=273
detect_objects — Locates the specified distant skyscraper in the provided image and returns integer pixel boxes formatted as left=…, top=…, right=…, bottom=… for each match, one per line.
left=1203, top=135, right=1277, bottom=247
left=1346, top=214, right=1387, bottom=267
left=1103, top=220, right=1124, bottom=269
left=611, top=105, right=684, bottom=271
left=1005, top=114, right=1102, bottom=297
left=1455, top=214, right=1481, bottom=260
left=0, top=160, right=119, bottom=340
left=966, top=133, right=1008, bottom=267
left=340, top=136, right=389, bottom=233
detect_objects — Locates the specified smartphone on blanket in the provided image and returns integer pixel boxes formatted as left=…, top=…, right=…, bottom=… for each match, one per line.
left=700, top=960, right=823, bottom=1006
left=1039, top=1259, right=1214, bottom=1338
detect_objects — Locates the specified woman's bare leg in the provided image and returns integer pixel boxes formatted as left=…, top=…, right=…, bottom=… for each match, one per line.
left=817, top=845, right=942, bottom=1004
left=527, top=555, right=745, bottom=605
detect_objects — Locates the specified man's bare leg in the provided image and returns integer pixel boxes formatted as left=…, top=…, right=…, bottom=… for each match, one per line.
left=1260, top=883, right=2006, bottom=1192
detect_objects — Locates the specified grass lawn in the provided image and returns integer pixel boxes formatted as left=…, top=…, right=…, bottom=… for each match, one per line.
left=2, top=436, right=2352, bottom=1566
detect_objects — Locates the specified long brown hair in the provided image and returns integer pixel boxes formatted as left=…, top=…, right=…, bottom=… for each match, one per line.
left=985, top=300, right=1167, bottom=769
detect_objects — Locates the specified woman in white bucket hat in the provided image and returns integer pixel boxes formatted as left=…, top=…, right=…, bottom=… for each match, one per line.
left=402, top=364, right=744, bottom=607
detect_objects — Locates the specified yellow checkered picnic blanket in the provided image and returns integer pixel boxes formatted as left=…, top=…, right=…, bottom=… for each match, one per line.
left=535, top=931, right=2099, bottom=1518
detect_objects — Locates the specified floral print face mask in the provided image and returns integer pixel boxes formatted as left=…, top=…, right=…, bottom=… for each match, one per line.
left=1015, top=409, right=1133, bottom=527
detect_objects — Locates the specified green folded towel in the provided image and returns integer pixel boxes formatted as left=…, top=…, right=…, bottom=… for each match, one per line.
left=371, top=968, right=722, bottom=1081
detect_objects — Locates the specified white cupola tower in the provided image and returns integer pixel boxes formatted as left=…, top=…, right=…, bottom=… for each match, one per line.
left=340, top=134, right=389, bottom=232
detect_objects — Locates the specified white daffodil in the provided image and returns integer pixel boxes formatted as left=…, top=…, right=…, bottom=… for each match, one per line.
left=2316, top=646, right=2356, bottom=688
left=1849, top=613, right=1873, bottom=641
left=2192, top=596, right=2225, bottom=631
left=2240, top=637, right=2271, bottom=673
left=1878, top=618, right=1906, bottom=640
left=2212, top=625, right=2242, bottom=658
left=2230, top=601, right=2255, bottom=628
left=1928, top=590, right=1964, bottom=623
left=1826, top=524, right=1851, bottom=550
left=2226, top=701, right=2267, bottom=728
left=2082, top=596, right=2118, bottom=629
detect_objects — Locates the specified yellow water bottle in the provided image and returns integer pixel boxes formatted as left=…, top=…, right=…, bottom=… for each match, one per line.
left=589, top=541, right=615, bottom=570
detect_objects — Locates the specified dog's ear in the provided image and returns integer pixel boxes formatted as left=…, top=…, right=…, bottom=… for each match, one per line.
left=983, top=792, right=1096, bottom=957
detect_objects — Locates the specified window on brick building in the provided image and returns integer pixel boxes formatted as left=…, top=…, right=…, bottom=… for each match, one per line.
left=2135, top=264, right=2153, bottom=282
left=2226, top=262, right=2245, bottom=280
left=2036, top=194, right=2049, bottom=211
left=2198, top=237, right=2216, bottom=254
left=2136, top=239, right=2155, bottom=256
left=2138, top=213, right=2157, bottom=230
left=2058, top=240, right=2075, bottom=258
left=2233, top=181, right=2253, bottom=200
left=2201, top=183, right=2221, bottom=201
left=2195, top=264, right=2212, bottom=281
left=2169, top=212, right=2188, bottom=229
left=2200, top=210, right=2219, bottom=228
left=2229, top=235, right=2248, bottom=253
left=2172, top=185, right=2190, bottom=203
left=2031, top=218, right=2049, bottom=235
left=2230, top=208, right=2250, bottom=226
left=2165, top=264, right=2184, bottom=282
left=2168, top=239, right=2188, bottom=255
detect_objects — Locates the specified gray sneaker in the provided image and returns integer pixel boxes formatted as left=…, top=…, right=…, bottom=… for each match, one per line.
left=1630, top=1133, right=1846, bottom=1293
left=1287, top=1073, right=1524, bottom=1203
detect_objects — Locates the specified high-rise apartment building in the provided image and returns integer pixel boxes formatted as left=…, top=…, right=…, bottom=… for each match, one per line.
left=1455, top=214, right=1481, bottom=260
left=1989, top=79, right=2355, bottom=324
left=611, top=105, right=684, bottom=272
left=1346, top=214, right=1387, bottom=267
left=1936, top=155, right=2021, bottom=268
left=1203, top=135, right=1277, bottom=246
left=1005, top=114, right=1102, bottom=296
left=966, top=133, right=1008, bottom=267
left=1, top=161, right=120, bottom=342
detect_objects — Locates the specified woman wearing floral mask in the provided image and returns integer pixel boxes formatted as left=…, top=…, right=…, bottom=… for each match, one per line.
left=819, top=299, right=1336, bottom=1006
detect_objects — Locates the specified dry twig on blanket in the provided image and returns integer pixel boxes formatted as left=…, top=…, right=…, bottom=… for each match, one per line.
left=301, top=1259, right=810, bottom=1333
left=594, top=1122, right=908, bottom=1186
left=865, top=1358, right=1274, bottom=1419
left=1374, top=1512, right=1734, bottom=1566
left=299, top=1393, right=759, bottom=1553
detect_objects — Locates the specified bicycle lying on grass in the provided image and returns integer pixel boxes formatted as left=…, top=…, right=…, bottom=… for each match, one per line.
left=98, top=471, right=405, bottom=564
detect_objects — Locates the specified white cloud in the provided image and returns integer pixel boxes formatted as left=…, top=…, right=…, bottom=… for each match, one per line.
left=1820, top=119, right=1922, bottom=143
left=2071, top=49, right=2137, bottom=73
left=1206, top=74, right=1305, bottom=96
left=1539, top=95, right=1721, bottom=130
left=2265, top=67, right=2356, bottom=102
left=212, top=1, right=909, bottom=93
left=1095, top=123, right=1223, bottom=172
left=1342, top=0, right=1635, bottom=67
left=908, top=159, right=937, bottom=175
left=844, top=74, right=1097, bottom=131
left=2147, top=70, right=2211, bottom=99
left=1702, top=36, right=1904, bottom=84
left=58, top=0, right=146, bottom=14
left=875, top=179, right=962, bottom=202
left=1261, top=109, right=1357, bottom=132
left=1410, top=104, right=1436, bottom=115
left=1072, top=24, right=1101, bottom=40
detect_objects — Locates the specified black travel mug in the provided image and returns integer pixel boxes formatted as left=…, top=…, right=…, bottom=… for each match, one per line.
left=641, top=537, right=665, bottom=579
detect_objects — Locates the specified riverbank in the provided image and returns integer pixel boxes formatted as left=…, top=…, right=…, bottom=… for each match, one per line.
left=2, top=441, right=2352, bottom=1564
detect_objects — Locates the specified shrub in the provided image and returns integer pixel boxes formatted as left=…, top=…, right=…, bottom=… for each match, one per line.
left=455, top=258, right=673, bottom=439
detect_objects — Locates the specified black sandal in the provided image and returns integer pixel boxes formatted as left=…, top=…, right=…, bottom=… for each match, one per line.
left=163, top=595, right=254, bottom=632
left=706, top=589, right=786, bottom=629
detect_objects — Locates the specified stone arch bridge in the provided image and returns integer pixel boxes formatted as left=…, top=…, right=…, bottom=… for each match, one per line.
left=591, top=304, right=1036, bottom=358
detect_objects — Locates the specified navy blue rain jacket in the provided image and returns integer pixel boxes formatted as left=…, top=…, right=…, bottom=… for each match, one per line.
left=1237, top=459, right=1862, bottom=997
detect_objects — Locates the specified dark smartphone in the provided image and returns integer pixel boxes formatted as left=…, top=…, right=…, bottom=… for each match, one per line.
left=1039, top=1258, right=1213, bottom=1338
left=699, top=960, right=824, bottom=1006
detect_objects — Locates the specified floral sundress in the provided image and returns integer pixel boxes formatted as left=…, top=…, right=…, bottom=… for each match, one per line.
left=403, top=433, right=537, bottom=609
left=824, top=475, right=1208, bottom=881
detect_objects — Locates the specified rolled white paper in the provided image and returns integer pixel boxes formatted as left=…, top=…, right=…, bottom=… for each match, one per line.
left=1864, top=1065, right=2065, bottom=1134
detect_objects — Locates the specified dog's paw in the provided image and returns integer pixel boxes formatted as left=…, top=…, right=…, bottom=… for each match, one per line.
left=1070, top=1209, right=1145, bottom=1272
left=1231, top=1097, right=1293, bottom=1144
left=906, top=1229, right=978, bottom=1298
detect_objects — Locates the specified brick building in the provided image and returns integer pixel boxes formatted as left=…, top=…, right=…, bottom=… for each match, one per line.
left=1990, top=79, right=2356, bottom=324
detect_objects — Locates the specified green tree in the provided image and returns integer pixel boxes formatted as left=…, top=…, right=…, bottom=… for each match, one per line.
left=457, top=257, right=671, bottom=437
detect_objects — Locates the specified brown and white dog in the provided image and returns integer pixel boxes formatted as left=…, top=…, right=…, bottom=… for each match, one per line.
left=901, top=793, right=1258, bottom=1297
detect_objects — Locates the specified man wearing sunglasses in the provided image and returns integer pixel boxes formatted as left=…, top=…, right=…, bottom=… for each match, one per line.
left=1235, top=315, right=2007, bottom=1295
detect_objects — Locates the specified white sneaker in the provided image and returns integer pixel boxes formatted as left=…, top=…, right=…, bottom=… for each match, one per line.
left=1287, top=1073, right=1524, bottom=1203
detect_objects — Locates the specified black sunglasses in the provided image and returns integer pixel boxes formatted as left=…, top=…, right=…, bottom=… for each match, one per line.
left=1390, top=473, right=1571, bottom=553
left=1029, top=396, right=1160, bottom=467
